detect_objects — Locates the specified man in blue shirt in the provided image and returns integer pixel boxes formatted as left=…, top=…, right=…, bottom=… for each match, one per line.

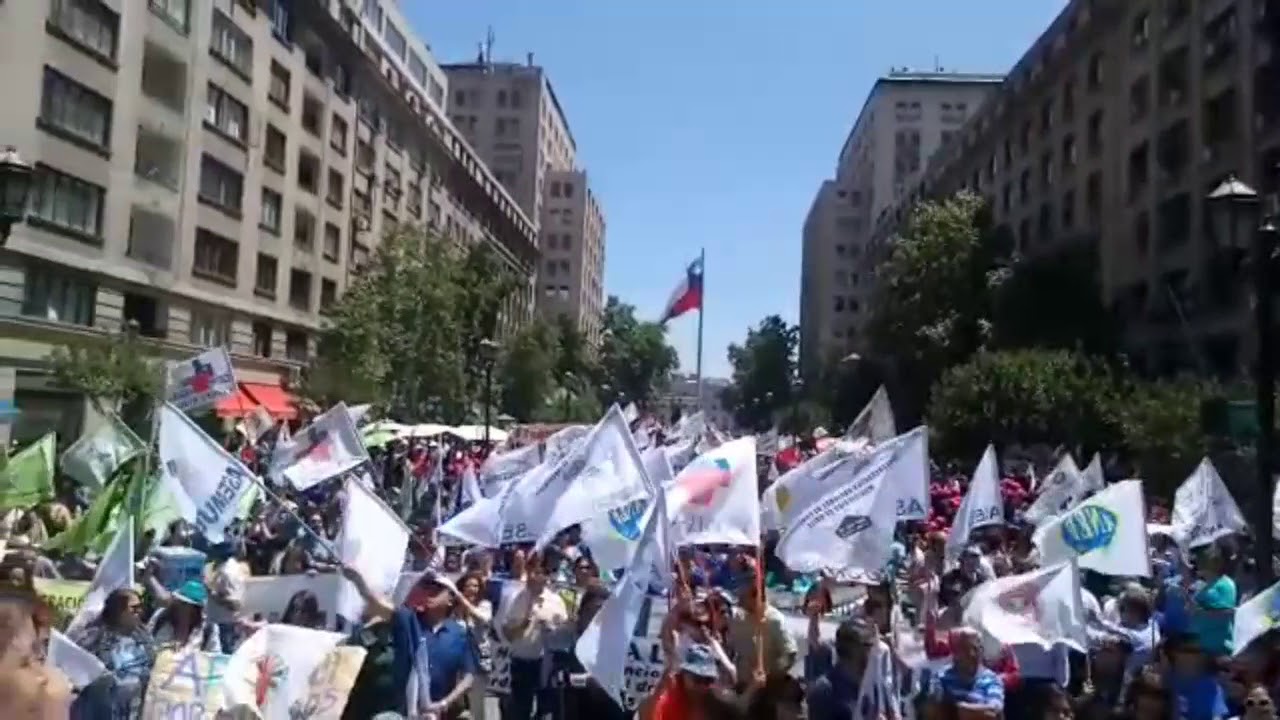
left=806, top=617, right=880, bottom=720
left=925, top=626, right=1004, bottom=718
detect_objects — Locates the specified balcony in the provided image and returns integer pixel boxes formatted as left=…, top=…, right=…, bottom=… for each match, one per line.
left=127, top=206, right=175, bottom=270
left=134, top=125, right=183, bottom=191
left=140, top=41, right=187, bottom=116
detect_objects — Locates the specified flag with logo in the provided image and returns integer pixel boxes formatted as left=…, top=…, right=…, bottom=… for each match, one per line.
left=961, top=562, right=1088, bottom=650
left=277, top=402, right=369, bottom=492
left=667, top=436, right=759, bottom=547
left=157, top=402, right=255, bottom=543
left=221, top=624, right=348, bottom=718
left=60, top=413, right=146, bottom=492
left=946, top=445, right=1004, bottom=565
left=581, top=446, right=675, bottom=573
left=1023, top=453, right=1085, bottom=526
left=775, top=428, right=924, bottom=575
left=478, top=443, right=540, bottom=498
left=762, top=437, right=859, bottom=531
left=1233, top=578, right=1280, bottom=656
left=844, top=386, right=897, bottom=444
left=336, top=476, right=410, bottom=622
left=1033, top=479, right=1151, bottom=577
left=166, top=347, right=237, bottom=413
left=1171, top=458, right=1247, bottom=550
left=0, top=432, right=56, bottom=510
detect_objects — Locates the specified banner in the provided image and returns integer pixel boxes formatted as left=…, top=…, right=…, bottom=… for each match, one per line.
left=166, top=347, right=237, bottom=413
left=34, top=579, right=91, bottom=628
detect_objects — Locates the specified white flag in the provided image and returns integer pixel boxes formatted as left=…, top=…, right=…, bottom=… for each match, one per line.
left=777, top=428, right=927, bottom=575
left=458, top=465, right=482, bottom=509
left=236, top=406, right=275, bottom=444
left=165, top=347, right=237, bottom=412
left=158, top=402, right=255, bottom=543
left=222, top=624, right=346, bottom=717
left=60, top=412, right=145, bottom=491
left=582, top=447, right=675, bottom=572
left=1081, top=452, right=1106, bottom=493
left=1023, top=454, right=1086, bottom=526
left=663, top=435, right=700, bottom=475
left=48, top=630, right=106, bottom=689
left=622, top=402, right=639, bottom=424
left=478, top=443, right=541, bottom=497
left=575, top=485, right=670, bottom=706
left=1171, top=458, right=1247, bottom=549
left=346, top=403, right=373, bottom=427
left=67, top=517, right=134, bottom=635
left=500, top=406, right=652, bottom=550
left=336, top=476, right=410, bottom=622
left=667, top=436, right=760, bottom=547
left=844, top=386, right=897, bottom=444
left=946, top=445, right=1004, bottom=565
left=279, top=403, right=370, bottom=491
left=962, top=562, right=1088, bottom=651
left=1034, top=480, right=1151, bottom=577
left=1233, top=578, right=1280, bottom=656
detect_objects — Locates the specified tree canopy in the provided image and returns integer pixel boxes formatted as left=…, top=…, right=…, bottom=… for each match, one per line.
left=593, top=296, right=679, bottom=408
left=721, top=315, right=799, bottom=432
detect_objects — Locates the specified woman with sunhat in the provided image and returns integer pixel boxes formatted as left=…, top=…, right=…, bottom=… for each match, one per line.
left=142, top=578, right=222, bottom=653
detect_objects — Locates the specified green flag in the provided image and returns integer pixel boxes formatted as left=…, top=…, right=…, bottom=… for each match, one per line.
left=60, top=413, right=146, bottom=493
left=44, top=461, right=145, bottom=554
left=0, top=433, right=56, bottom=509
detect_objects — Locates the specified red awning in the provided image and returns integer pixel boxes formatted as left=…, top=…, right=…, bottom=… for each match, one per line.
left=241, top=382, right=298, bottom=420
left=213, top=386, right=258, bottom=418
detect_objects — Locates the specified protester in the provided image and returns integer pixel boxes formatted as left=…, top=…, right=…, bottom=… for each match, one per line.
left=0, top=586, right=72, bottom=718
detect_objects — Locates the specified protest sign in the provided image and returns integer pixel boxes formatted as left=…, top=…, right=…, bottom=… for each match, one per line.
left=34, top=579, right=91, bottom=628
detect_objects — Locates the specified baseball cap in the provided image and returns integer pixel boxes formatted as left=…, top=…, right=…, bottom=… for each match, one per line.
left=679, top=642, right=719, bottom=680
left=174, top=580, right=208, bottom=607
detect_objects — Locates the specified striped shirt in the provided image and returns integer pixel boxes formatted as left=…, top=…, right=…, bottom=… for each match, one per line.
left=928, top=664, right=1004, bottom=711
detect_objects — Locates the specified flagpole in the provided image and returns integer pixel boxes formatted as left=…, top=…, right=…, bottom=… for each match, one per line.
left=695, top=247, right=705, bottom=413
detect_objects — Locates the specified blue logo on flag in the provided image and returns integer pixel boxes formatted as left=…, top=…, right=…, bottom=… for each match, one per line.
left=608, top=499, right=647, bottom=541
left=1060, top=504, right=1118, bottom=554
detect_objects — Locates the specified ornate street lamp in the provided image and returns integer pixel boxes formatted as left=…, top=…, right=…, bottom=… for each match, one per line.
left=0, top=147, right=33, bottom=245
left=479, top=338, right=499, bottom=445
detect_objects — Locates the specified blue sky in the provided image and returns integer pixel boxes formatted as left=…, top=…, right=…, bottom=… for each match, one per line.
left=405, top=1, right=1066, bottom=377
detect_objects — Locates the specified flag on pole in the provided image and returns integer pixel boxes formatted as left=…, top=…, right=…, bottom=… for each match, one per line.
left=0, top=433, right=56, bottom=510
left=659, top=257, right=704, bottom=323
left=1023, top=453, right=1086, bottom=526
left=157, top=403, right=255, bottom=544
left=962, top=562, right=1088, bottom=651
left=667, top=436, right=761, bottom=547
left=1171, top=458, right=1247, bottom=549
left=276, top=402, right=369, bottom=492
left=66, top=517, right=134, bottom=635
left=1033, top=479, right=1151, bottom=577
left=946, top=445, right=1004, bottom=565
left=61, top=413, right=146, bottom=492
left=165, top=347, right=237, bottom=413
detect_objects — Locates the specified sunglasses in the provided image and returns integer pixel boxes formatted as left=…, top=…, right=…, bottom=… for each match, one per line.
left=1246, top=697, right=1274, bottom=710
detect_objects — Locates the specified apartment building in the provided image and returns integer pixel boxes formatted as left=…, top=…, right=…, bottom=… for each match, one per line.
left=0, top=0, right=536, bottom=445
left=864, top=0, right=1277, bottom=378
left=443, top=59, right=605, bottom=342
left=800, top=71, right=1002, bottom=376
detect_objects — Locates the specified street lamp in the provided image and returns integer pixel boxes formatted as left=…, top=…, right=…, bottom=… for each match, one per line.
left=0, top=147, right=33, bottom=245
left=1207, top=174, right=1276, bottom=585
left=562, top=372, right=575, bottom=421
left=479, top=338, right=499, bottom=446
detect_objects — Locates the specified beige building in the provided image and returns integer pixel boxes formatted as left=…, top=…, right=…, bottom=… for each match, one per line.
left=864, top=0, right=1272, bottom=377
left=443, top=59, right=605, bottom=342
left=0, top=0, right=536, bottom=445
left=800, top=71, right=1002, bottom=376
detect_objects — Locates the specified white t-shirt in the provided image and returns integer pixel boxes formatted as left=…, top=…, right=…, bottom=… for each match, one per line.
left=498, top=586, right=568, bottom=661
left=205, top=559, right=247, bottom=624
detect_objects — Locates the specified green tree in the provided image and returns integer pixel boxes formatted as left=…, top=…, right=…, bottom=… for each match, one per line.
left=498, top=319, right=558, bottom=421
left=47, top=324, right=165, bottom=433
left=722, top=315, right=799, bottom=432
left=554, top=314, right=592, bottom=382
left=595, top=296, right=678, bottom=407
left=1113, top=375, right=1216, bottom=497
left=456, top=243, right=522, bottom=410
left=306, top=226, right=468, bottom=421
left=866, top=191, right=1010, bottom=422
left=992, top=242, right=1120, bottom=355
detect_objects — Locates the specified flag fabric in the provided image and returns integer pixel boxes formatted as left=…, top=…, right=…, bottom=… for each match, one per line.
left=478, top=444, right=541, bottom=498
left=346, top=403, right=373, bottom=427
left=622, top=402, right=639, bottom=424
left=166, top=346, right=237, bottom=413
left=775, top=428, right=923, bottom=575
left=659, top=257, right=704, bottom=323
left=756, top=428, right=779, bottom=457
left=667, top=436, right=760, bottom=547
left=1081, top=452, right=1106, bottom=493
left=946, top=445, right=1005, bottom=565
left=499, top=405, right=652, bottom=551
left=222, top=624, right=347, bottom=717
left=66, top=517, right=134, bottom=635
left=844, top=386, right=897, bottom=444
left=961, top=562, right=1088, bottom=651
left=48, top=630, right=106, bottom=689
left=0, top=433, right=56, bottom=510
left=157, top=402, right=255, bottom=544
left=335, top=476, right=410, bottom=622
left=1233, top=578, right=1280, bottom=656
left=1171, top=458, right=1247, bottom=550
left=663, top=435, right=700, bottom=475
left=277, top=402, right=369, bottom=492
left=1033, top=480, right=1151, bottom=577
left=60, top=413, right=146, bottom=493
left=854, top=640, right=898, bottom=720
left=581, top=446, right=675, bottom=573
left=235, top=406, right=275, bottom=444
left=44, top=463, right=147, bottom=555
left=458, top=464, right=482, bottom=509
left=761, top=438, right=859, bottom=531
left=575, top=485, right=671, bottom=706
left=1023, top=454, right=1085, bottom=526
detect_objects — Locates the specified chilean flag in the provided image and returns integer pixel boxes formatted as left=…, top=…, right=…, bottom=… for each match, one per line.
left=660, top=257, right=703, bottom=323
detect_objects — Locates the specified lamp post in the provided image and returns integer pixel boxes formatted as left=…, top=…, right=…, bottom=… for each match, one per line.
left=0, top=147, right=32, bottom=245
left=479, top=338, right=499, bottom=446
left=1207, top=174, right=1277, bottom=585
left=562, top=372, right=575, bottom=421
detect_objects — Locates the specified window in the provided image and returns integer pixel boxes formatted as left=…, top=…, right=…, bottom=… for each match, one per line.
left=252, top=322, right=272, bottom=357
left=326, top=169, right=344, bottom=209
left=22, top=264, right=95, bottom=326
left=564, top=183, right=575, bottom=198
left=268, top=61, right=290, bottom=109
left=285, top=330, right=308, bottom=361
left=1087, top=53, right=1104, bottom=90
left=198, top=156, right=243, bottom=214
left=330, top=115, right=348, bottom=155
left=264, top=125, right=286, bottom=173
left=28, top=165, right=104, bottom=240
left=320, top=278, right=337, bottom=311
left=39, top=67, right=112, bottom=150
left=267, top=0, right=290, bottom=41
left=297, top=151, right=320, bottom=194
left=289, top=268, right=312, bottom=311
left=294, top=208, right=315, bottom=251
left=189, top=310, right=231, bottom=348
left=301, top=94, right=323, bottom=136
left=550, top=181, right=561, bottom=198
left=48, top=0, right=118, bottom=61
left=323, top=223, right=340, bottom=261
left=408, top=51, right=428, bottom=86
left=383, top=21, right=406, bottom=59
left=545, top=259, right=556, bottom=276
left=362, top=0, right=383, bottom=27
left=453, top=89, right=465, bottom=107
left=254, top=253, right=277, bottom=297
left=511, top=89, right=523, bottom=108
left=205, top=84, right=247, bottom=143
left=210, top=10, right=252, bottom=77
left=149, top=0, right=189, bottom=32
left=192, top=229, right=239, bottom=285
left=259, top=188, right=281, bottom=233
left=497, top=90, right=508, bottom=107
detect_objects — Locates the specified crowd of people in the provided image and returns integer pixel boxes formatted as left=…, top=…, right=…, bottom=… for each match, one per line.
left=0, top=411, right=1277, bottom=720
